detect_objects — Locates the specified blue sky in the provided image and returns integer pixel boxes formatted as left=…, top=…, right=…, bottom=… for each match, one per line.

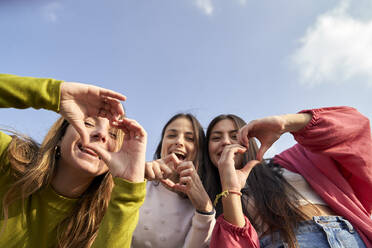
left=1, top=0, right=371, bottom=160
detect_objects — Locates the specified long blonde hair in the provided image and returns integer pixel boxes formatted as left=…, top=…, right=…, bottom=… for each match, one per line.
left=2, top=117, right=123, bottom=248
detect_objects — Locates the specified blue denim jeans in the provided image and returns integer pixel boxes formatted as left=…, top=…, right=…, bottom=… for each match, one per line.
left=259, top=216, right=366, bottom=248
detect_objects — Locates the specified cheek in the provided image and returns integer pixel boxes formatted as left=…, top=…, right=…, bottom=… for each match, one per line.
left=160, top=140, right=169, bottom=158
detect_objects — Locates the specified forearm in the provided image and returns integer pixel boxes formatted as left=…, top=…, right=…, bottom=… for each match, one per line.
left=281, top=113, right=312, bottom=133
left=92, top=178, right=146, bottom=248
left=0, top=73, right=61, bottom=111
left=221, top=194, right=245, bottom=227
left=183, top=211, right=216, bottom=248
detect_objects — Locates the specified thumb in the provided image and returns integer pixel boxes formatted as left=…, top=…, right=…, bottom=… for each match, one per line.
left=256, top=144, right=270, bottom=161
left=85, top=144, right=111, bottom=165
left=240, top=160, right=260, bottom=176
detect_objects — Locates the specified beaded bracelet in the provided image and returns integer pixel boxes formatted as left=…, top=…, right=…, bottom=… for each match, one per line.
left=213, top=189, right=242, bottom=207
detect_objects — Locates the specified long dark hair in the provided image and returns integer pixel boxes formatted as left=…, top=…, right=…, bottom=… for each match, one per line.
left=203, top=114, right=309, bottom=248
left=201, top=114, right=258, bottom=217
left=154, top=113, right=205, bottom=172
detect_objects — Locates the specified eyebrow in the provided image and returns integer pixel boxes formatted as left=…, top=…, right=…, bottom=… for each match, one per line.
left=211, top=130, right=238, bottom=135
left=166, top=129, right=194, bottom=135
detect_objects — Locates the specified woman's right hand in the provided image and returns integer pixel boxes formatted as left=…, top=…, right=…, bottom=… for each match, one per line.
left=60, top=82, right=126, bottom=145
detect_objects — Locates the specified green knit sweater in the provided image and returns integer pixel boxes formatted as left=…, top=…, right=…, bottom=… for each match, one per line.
left=0, top=74, right=146, bottom=248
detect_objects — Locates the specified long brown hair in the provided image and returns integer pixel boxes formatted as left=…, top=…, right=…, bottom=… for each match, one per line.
left=2, top=117, right=123, bottom=248
left=201, top=114, right=258, bottom=217
left=203, top=114, right=309, bottom=248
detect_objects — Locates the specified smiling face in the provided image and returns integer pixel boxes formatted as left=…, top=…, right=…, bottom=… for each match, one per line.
left=208, top=118, right=243, bottom=168
left=160, top=117, right=196, bottom=163
left=58, top=117, right=119, bottom=177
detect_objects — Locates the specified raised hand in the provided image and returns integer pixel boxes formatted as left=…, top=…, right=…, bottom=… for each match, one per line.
left=145, top=153, right=179, bottom=181
left=162, top=161, right=214, bottom=213
left=60, top=82, right=126, bottom=145
left=218, top=144, right=260, bottom=191
left=86, top=118, right=147, bottom=182
left=238, top=115, right=286, bottom=161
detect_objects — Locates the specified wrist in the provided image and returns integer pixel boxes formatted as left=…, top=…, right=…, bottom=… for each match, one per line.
left=282, top=113, right=312, bottom=133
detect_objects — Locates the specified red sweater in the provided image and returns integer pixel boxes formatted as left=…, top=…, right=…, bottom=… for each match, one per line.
left=210, top=106, right=372, bottom=248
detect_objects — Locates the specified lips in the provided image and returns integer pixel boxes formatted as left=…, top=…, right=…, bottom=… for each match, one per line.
left=78, top=143, right=100, bottom=159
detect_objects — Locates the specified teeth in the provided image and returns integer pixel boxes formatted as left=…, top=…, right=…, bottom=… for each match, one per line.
left=174, top=152, right=186, bottom=160
left=78, top=144, right=98, bottom=157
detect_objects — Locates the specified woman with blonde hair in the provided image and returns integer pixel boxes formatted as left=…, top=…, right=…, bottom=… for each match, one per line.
left=0, top=74, right=147, bottom=248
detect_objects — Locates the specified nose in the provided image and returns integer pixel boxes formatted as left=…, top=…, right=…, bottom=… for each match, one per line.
left=90, top=127, right=107, bottom=143
left=221, top=135, right=231, bottom=147
left=175, top=135, right=185, bottom=147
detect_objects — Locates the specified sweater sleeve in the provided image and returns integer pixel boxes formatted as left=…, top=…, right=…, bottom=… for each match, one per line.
left=92, top=178, right=146, bottom=248
left=0, top=73, right=62, bottom=168
left=182, top=211, right=216, bottom=248
left=209, top=214, right=259, bottom=248
left=0, top=73, right=62, bottom=112
left=275, top=106, right=372, bottom=212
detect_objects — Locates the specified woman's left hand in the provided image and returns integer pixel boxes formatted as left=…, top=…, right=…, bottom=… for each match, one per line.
left=162, top=161, right=214, bottom=213
left=218, top=144, right=260, bottom=191
left=86, top=118, right=147, bottom=182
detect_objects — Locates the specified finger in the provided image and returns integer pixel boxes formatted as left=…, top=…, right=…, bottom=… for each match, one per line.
left=240, top=160, right=260, bottom=176
left=179, top=176, right=192, bottom=185
left=99, top=88, right=127, bottom=101
left=145, top=163, right=156, bottom=180
left=164, top=153, right=181, bottom=170
left=102, top=98, right=124, bottom=118
left=73, top=121, right=90, bottom=145
left=220, top=145, right=246, bottom=162
left=160, top=163, right=173, bottom=178
left=161, top=178, right=175, bottom=188
left=176, top=161, right=194, bottom=173
left=256, top=144, right=269, bottom=161
left=172, top=184, right=188, bottom=193
left=153, top=163, right=164, bottom=179
left=118, top=118, right=146, bottom=139
left=238, top=125, right=249, bottom=148
left=85, top=143, right=111, bottom=165
left=179, top=167, right=194, bottom=177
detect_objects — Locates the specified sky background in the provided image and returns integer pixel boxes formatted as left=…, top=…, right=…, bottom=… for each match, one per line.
left=1, top=0, right=371, bottom=160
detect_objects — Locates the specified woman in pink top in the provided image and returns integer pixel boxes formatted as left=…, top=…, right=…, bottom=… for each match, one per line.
left=207, top=107, right=372, bottom=248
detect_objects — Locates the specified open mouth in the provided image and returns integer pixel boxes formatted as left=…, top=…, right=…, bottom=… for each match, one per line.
left=78, top=143, right=101, bottom=159
left=173, top=151, right=186, bottom=161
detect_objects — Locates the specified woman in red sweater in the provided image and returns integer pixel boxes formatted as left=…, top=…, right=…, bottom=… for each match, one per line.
left=206, top=107, right=371, bottom=248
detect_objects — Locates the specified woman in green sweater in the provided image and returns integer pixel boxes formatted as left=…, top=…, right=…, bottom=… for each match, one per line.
left=0, top=74, right=147, bottom=248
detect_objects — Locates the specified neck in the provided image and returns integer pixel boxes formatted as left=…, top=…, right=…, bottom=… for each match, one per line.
left=52, top=161, right=94, bottom=198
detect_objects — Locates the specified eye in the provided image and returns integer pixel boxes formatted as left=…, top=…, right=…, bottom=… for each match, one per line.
left=186, top=136, right=194, bottom=142
left=109, top=132, right=118, bottom=139
left=210, top=136, right=221, bottom=142
left=84, top=121, right=94, bottom=127
left=166, top=134, right=177, bottom=138
left=231, top=134, right=238, bottom=140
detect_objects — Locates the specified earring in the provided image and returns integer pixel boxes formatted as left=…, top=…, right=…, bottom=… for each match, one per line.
left=55, top=145, right=61, bottom=159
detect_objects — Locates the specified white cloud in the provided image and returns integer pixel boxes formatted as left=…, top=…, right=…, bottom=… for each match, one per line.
left=193, top=0, right=247, bottom=16
left=42, top=2, right=62, bottom=22
left=292, top=0, right=372, bottom=86
left=194, top=0, right=213, bottom=16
